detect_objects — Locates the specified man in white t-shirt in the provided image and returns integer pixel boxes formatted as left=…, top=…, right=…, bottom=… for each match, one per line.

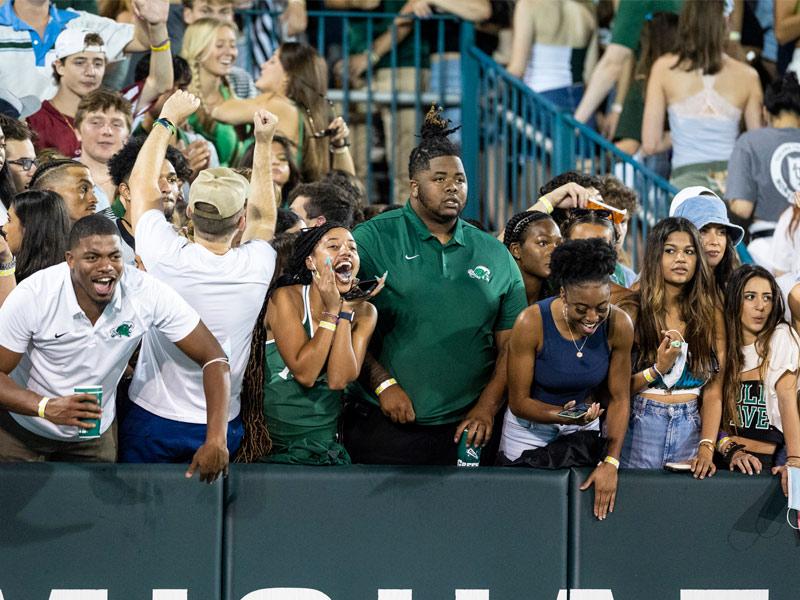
left=0, top=214, right=232, bottom=482
left=122, top=90, right=277, bottom=463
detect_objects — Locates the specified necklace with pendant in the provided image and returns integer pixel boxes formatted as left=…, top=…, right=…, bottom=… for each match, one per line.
left=563, top=306, right=603, bottom=358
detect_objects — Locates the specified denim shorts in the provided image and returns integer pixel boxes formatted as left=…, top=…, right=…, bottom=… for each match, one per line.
left=621, top=395, right=701, bottom=468
left=498, top=407, right=599, bottom=461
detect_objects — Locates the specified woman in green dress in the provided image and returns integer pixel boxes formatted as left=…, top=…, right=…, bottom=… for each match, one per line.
left=180, top=18, right=246, bottom=167
left=262, top=223, right=383, bottom=464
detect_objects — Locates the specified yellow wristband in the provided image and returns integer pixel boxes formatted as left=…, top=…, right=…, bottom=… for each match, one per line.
left=603, top=455, right=620, bottom=469
left=38, top=396, right=50, bottom=418
left=717, top=436, right=731, bottom=452
left=0, top=267, right=15, bottom=277
left=375, top=378, right=397, bottom=396
left=318, top=320, right=337, bottom=333
left=150, top=40, right=171, bottom=53
left=539, top=196, right=554, bottom=214
left=642, top=368, right=655, bottom=383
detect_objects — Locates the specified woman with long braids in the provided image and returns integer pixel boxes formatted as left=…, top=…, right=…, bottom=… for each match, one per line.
left=180, top=18, right=244, bottom=167
left=501, top=238, right=633, bottom=520
left=502, top=210, right=561, bottom=305
left=212, top=42, right=354, bottom=181
left=261, top=223, right=384, bottom=464
left=719, top=266, right=800, bottom=495
left=619, top=217, right=725, bottom=478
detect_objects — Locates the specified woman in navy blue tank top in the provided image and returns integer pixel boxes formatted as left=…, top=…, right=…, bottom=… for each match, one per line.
left=501, top=238, right=634, bottom=520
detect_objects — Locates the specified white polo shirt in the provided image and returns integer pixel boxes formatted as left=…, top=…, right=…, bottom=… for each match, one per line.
left=0, top=1, right=134, bottom=109
left=129, top=209, right=276, bottom=424
left=0, top=262, right=200, bottom=440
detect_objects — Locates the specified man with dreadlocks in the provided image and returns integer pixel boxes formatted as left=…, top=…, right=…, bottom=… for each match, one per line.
left=343, top=106, right=527, bottom=465
left=118, top=90, right=278, bottom=467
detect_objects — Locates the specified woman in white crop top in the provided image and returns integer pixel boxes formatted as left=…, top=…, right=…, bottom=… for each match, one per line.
left=507, top=0, right=597, bottom=111
left=641, top=0, right=762, bottom=194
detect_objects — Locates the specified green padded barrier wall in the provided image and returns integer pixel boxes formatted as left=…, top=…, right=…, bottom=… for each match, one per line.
left=568, top=468, right=799, bottom=600
left=0, top=464, right=223, bottom=599
left=223, top=465, right=570, bottom=600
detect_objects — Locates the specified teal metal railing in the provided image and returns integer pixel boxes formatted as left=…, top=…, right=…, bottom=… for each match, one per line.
left=236, top=10, right=674, bottom=265
left=466, top=47, right=677, bottom=266
left=238, top=9, right=470, bottom=205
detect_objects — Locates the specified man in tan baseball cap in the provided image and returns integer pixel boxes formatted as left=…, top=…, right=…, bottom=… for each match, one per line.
left=124, top=91, right=279, bottom=479
left=188, top=167, right=249, bottom=227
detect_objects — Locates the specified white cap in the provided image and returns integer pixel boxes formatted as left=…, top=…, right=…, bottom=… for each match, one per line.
left=54, top=29, right=106, bottom=60
left=669, top=186, right=721, bottom=216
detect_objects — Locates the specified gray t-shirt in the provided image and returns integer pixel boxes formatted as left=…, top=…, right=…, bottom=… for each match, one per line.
left=725, top=127, right=800, bottom=223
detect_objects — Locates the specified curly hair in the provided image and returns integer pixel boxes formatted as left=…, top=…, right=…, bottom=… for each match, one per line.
left=108, top=136, right=192, bottom=186
left=549, top=238, right=617, bottom=289
left=765, top=71, right=800, bottom=117
left=408, top=104, right=461, bottom=179
left=539, top=171, right=601, bottom=197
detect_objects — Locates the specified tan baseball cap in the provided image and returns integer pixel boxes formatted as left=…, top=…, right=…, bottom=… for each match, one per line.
left=188, top=167, right=249, bottom=220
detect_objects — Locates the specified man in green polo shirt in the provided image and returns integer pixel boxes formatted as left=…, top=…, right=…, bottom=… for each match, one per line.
left=343, top=108, right=527, bottom=465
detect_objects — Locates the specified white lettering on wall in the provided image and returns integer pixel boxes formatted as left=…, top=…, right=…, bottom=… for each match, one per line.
left=681, top=591, right=768, bottom=600
left=455, top=591, right=489, bottom=600
left=240, top=589, right=333, bottom=600
left=557, top=591, right=615, bottom=600
left=378, top=591, right=412, bottom=600
left=152, top=591, right=188, bottom=600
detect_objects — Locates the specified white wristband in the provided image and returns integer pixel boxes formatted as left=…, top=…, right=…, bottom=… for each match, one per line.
left=38, top=396, right=50, bottom=419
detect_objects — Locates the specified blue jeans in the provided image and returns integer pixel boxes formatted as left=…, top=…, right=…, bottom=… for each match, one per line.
left=498, top=408, right=599, bottom=461
left=118, top=402, right=244, bottom=463
left=621, top=395, right=700, bottom=468
left=429, top=56, right=462, bottom=145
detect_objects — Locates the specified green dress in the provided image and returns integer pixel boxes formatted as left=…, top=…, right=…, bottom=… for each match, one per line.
left=261, top=285, right=350, bottom=465
left=187, top=85, right=244, bottom=167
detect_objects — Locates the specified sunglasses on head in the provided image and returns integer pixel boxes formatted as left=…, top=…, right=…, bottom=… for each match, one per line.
left=8, top=157, right=37, bottom=171
left=571, top=207, right=626, bottom=225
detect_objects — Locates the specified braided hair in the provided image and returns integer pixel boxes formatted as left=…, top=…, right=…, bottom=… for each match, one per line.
left=503, top=210, right=556, bottom=249
left=236, top=232, right=300, bottom=462
left=408, top=104, right=462, bottom=179
left=269, top=222, right=346, bottom=295
left=29, top=158, right=85, bottom=191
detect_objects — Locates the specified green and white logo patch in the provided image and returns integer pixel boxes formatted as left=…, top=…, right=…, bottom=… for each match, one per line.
left=467, top=265, right=492, bottom=282
left=110, top=321, right=134, bottom=338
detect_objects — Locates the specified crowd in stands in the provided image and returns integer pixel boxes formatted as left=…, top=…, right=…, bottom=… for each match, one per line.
left=0, top=0, right=800, bottom=521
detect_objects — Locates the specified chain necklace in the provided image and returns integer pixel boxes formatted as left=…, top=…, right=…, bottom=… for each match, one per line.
left=562, top=305, right=605, bottom=358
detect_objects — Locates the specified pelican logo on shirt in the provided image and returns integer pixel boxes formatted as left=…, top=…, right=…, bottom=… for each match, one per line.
left=467, top=265, right=492, bottom=282
left=110, top=321, right=134, bottom=338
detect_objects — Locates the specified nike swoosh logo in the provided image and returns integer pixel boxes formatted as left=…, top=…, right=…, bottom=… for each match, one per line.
left=54, top=332, right=67, bottom=339
left=404, top=254, right=420, bottom=260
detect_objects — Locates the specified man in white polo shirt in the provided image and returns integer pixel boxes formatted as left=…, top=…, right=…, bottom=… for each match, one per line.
left=0, top=214, right=232, bottom=482
left=121, top=90, right=277, bottom=463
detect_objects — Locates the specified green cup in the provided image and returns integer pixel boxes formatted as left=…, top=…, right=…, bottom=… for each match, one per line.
left=75, top=386, right=102, bottom=439
left=456, top=428, right=481, bottom=468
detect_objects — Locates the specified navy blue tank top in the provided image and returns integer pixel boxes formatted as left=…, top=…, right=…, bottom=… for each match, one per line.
left=531, top=296, right=611, bottom=406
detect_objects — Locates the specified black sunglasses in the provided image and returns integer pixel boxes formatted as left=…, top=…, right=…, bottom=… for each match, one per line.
left=7, top=157, right=38, bottom=171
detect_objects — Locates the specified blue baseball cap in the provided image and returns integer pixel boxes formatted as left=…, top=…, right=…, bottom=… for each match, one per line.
left=673, top=196, right=745, bottom=246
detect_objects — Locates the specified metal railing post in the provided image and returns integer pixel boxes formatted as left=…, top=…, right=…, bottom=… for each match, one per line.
left=460, top=23, right=479, bottom=221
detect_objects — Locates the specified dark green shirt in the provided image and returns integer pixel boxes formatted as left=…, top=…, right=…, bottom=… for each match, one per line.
left=611, top=0, right=683, bottom=53
left=352, top=203, right=527, bottom=425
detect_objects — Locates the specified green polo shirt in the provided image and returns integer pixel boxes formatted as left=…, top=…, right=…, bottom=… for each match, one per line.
left=352, top=203, right=527, bottom=425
